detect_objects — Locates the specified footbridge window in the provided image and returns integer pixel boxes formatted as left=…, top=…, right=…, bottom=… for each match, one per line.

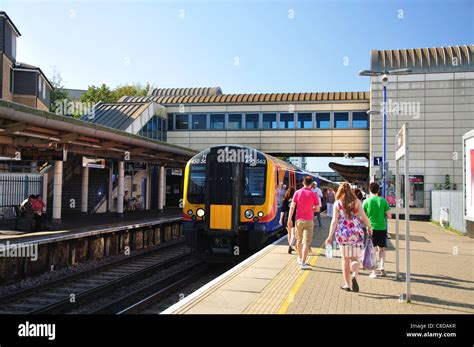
left=279, top=113, right=295, bottom=129
left=262, top=113, right=277, bottom=129
left=334, top=112, right=349, bottom=128
left=316, top=113, right=331, bottom=129
left=170, top=111, right=369, bottom=131
left=352, top=112, right=369, bottom=128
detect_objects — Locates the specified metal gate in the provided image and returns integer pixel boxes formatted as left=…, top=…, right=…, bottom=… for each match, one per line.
left=0, top=174, right=43, bottom=207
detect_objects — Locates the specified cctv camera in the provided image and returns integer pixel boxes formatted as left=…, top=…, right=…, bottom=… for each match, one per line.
left=382, top=74, right=388, bottom=83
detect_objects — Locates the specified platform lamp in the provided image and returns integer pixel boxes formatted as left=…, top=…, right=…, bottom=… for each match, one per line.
left=358, top=68, right=411, bottom=198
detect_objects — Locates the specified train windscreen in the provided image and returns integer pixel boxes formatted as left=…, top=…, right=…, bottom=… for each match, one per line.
left=242, top=165, right=266, bottom=205
left=188, top=164, right=206, bottom=204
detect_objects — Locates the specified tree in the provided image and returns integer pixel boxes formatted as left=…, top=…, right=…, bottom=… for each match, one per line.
left=49, top=69, right=69, bottom=113
left=80, top=84, right=116, bottom=104
left=434, top=174, right=457, bottom=190
left=113, top=83, right=150, bottom=101
left=80, top=83, right=151, bottom=104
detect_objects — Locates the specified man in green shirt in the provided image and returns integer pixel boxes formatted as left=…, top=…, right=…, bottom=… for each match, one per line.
left=363, top=182, right=391, bottom=278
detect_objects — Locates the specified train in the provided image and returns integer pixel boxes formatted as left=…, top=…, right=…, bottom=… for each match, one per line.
left=182, top=145, right=339, bottom=262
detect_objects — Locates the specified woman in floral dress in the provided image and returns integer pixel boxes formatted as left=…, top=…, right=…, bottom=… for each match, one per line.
left=325, top=183, right=372, bottom=292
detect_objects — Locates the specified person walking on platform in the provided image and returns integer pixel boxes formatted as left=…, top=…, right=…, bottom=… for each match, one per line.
left=326, top=188, right=335, bottom=218
left=363, top=182, right=391, bottom=278
left=288, top=176, right=320, bottom=270
left=280, top=187, right=297, bottom=254
left=311, top=182, right=323, bottom=227
left=325, top=183, right=371, bottom=292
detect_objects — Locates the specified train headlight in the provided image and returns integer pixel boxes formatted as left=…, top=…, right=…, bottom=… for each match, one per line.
left=244, top=209, right=254, bottom=219
left=196, top=208, right=205, bottom=218
left=257, top=211, right=264, bottom=217
left=187, top=209, right=193, bottom=216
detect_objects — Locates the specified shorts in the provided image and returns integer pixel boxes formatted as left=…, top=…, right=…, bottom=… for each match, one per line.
left=296, top=220, right=314, bottom=245
left=372, top=229, right=387, bottom=248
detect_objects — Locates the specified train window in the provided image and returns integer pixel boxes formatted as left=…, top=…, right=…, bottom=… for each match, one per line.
left=243, top=166, right=266, bottom=205
left=188, top=165, right=206, bottom=204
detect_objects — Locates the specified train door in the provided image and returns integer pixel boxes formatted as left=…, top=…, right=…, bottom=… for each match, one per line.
left=205, top=147, right=242, bottom=232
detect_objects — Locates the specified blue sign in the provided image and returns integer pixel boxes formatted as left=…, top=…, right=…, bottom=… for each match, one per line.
left=373, top=156, right=383, bottom=166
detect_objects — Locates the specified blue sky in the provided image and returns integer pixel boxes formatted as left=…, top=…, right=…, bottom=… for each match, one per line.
left=2, top=0, right=473, bottom=171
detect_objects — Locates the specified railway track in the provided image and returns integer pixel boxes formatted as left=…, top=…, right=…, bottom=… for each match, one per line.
left=0, top=238, right=190, bottom=314
left=92, top=262, right=209, bottom=314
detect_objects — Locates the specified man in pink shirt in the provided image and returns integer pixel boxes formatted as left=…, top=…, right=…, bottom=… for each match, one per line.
left=288, top=176, right=320, bottom=270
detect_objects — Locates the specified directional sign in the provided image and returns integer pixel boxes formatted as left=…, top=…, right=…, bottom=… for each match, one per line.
left=396, top=124, right=407, bottom=160
left=373, top=156, right=383, bottom=166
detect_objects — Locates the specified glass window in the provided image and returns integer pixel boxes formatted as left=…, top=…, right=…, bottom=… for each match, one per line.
left=245, top=113, right=259, bottom=129
left=168, top=116, right=173, bottom=130
left=297, top=113, right=312, bottom=129
left=192, top=114, right=207, bottom=130
left=279, top=113, right=295, bottom=129
left=262, top=113, right=277, bottom=129
left=316, top=113, right=330, bottom=129
left=352, top=112, right=369, bottom=128
left=242, top=166, right=266, bottom=205
left=187, top=165, right=206, bottom=204
left=210, top=114, right=225, bottom=129
left=228, top=114, right=242, bottom=129
left=334, top=112, right=349, bottom=128
left=175, top=114, right=189, bottom=130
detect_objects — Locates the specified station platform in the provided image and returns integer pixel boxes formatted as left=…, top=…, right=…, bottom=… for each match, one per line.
left=0, top=208, right=181, bottom=245
left=0, top=208, right=183, bottom=282
left=164, top=216, right=474, bottom=314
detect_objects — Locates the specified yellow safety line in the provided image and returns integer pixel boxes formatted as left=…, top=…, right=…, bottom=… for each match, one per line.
left=276, top=246, right=324, bottom=314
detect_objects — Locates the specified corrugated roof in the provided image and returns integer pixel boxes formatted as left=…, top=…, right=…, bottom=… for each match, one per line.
left=148, top=87, right=222, bottom=97
left=371, top=45, right=474, bottom=73
left=119, top=91, right=370, bottom=105
left=81, top=102, right=151, bottom=131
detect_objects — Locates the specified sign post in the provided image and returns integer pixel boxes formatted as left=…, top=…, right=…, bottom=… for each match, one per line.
left=395, top=123, right=411, bottom=302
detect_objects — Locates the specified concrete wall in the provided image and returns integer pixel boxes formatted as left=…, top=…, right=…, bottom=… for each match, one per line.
left=431, top=190, right=464, bottom=232
left=369, top=71, right=474, bottom=216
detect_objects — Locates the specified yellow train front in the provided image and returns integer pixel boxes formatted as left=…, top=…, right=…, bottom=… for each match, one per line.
left=182, top=145, right=331, bottom=263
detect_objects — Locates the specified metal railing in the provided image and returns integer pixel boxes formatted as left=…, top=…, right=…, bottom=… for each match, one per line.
left=0, top=174, right=43, bottom=207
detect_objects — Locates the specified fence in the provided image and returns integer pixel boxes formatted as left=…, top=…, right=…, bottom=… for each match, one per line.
left=0, top=173, right=44, bottom=207
left=431, top=190, right=464, bottom=232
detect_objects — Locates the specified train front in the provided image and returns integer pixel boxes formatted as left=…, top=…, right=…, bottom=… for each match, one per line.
left=182, top=145, right=277, bottom=262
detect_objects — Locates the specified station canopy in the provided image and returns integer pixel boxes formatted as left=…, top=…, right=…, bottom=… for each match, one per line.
left=0, top=100, right=196, bottom=167
left=329, top=162, right=369, bottom=185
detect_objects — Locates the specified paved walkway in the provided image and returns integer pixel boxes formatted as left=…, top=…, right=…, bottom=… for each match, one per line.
left=167, top=215, right=474, bottom=314
left=284, top=217, right=474, bottom=314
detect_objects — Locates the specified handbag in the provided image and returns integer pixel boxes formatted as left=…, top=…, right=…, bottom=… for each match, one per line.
left=362, top=236, right=378, bottom=270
